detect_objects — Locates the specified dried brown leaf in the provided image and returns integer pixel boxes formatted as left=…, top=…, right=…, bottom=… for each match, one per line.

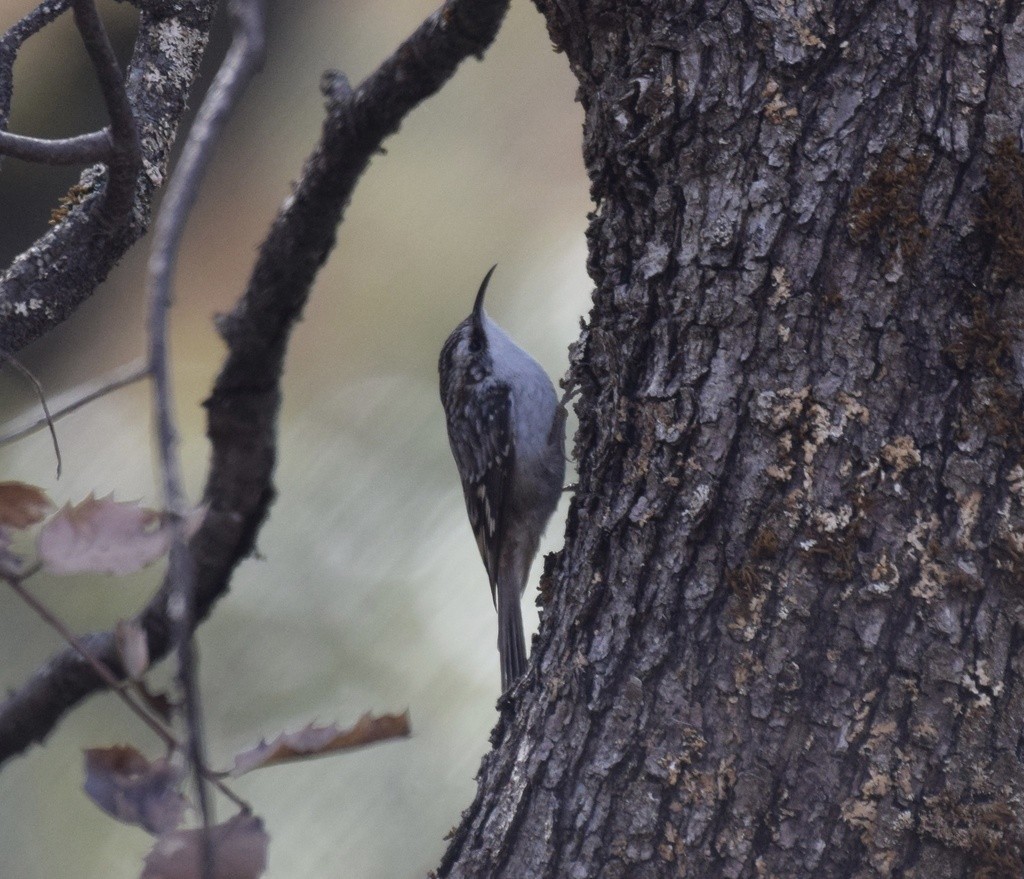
left=38, top=494, right=182, bottom=576
left=133, top=680, right=176, bottom=724
left=231, top=711, right=411, bottom=777
left=115, top=618, right=150, bottom=679
left=141, top=813, right=268, bottom=879
left=0, top=481, right=54, bottom=529
left=83, top=745, right=186, bottom=834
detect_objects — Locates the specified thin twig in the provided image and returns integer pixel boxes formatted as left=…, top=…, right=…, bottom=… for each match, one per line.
left=1, top=568, right=251, bottom=811
left=0, top=350, right=61, bottom=478
left=148, top=0, right=266, bottom=516
left=0, top=1, right=73, bottom=136
left=145, top=0, right=265, bottom=871
left=0, top=128, right=111, bottom=164
left=69, top=0, right=140, bottom=221
left=0, top=0, right=71, bottom=57
left=8, top=564, right=174, bottom=746
left=0, top=358, right=149, bottom=447
left=0, top=0, right=70, bottom=45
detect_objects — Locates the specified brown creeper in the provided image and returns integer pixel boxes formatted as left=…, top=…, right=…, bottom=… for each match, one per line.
left=439, top=266, right=565, bottom=692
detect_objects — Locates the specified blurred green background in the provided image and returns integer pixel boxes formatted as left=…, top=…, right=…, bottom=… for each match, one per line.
left=0, top=0, right=590, bottom=876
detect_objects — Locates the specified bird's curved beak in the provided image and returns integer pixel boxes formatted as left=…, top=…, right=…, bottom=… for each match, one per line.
left=472, top=264, right=497, bottom=336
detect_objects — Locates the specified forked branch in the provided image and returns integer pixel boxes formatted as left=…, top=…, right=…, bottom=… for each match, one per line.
left=0, top=0, right=216, bottom=354
left=69, top=0, right=141, bottom=221
left=144, top=0, right=265, bottom=856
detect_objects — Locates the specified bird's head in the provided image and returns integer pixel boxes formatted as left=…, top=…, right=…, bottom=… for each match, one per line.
left=439, top=265, right=498, bottom=392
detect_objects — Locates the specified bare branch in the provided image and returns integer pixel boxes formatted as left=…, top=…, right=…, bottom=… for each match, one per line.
left=0, top=3, right=126, bottom=169
left=0, top=358, right=149, bottom=447
left=7, top=565, right=176, bottom=748
left=2, top=569, right=250, bottom=811
left=0, top=1, right=217, bottom=356
left=0, top=128, right=111, bottom=165
left=0, top=349, right=61, bottom=477
left=0, top=1, right=73, bottom=146
left=145, top=0, right=265, bottom=863
left=70, top=0, right=141, bottom=221
left=0, top=0, right=510, bottom=767
left=148, top=0, right=266, bottom=519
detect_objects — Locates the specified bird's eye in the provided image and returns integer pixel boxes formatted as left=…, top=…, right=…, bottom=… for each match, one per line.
left=468, top=333, right=482, bottom=353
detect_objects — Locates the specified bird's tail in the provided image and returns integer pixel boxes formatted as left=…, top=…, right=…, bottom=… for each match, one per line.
left=497, top=579, right=527, bottom=692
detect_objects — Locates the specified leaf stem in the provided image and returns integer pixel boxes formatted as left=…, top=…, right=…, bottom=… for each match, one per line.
left=1, top=569, right=250, bottom=811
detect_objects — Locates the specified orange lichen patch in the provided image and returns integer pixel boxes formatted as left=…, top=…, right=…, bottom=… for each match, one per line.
left=49, top=181, right=93, bottom=226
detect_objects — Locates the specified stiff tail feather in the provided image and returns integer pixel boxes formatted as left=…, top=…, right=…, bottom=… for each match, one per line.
left=497, top=584, right=527, bottom=692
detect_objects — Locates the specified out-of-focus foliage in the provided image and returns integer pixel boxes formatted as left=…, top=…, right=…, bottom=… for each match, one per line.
left=83, top=745, right=187, bottom=835
left=0, top=1, right=589, bottom=877
left=141, top=813, right=269, bottom=879
left=38, top=494, right=199, bottom=576
left=230, top=713, right=412, bottom=776
left=0, top=480, right=52, bottom=527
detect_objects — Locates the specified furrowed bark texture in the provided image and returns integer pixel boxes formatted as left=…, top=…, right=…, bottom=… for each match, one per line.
left=440, top=1, right=1024, bottom=877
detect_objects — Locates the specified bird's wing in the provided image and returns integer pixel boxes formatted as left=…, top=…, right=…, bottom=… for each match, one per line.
left=446, top=381, right=515, bottom=606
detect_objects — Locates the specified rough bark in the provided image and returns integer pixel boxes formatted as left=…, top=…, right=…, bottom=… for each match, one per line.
left=0, top=0, right=216, bottom=354
left=439, top=1, right=1024, bottom=877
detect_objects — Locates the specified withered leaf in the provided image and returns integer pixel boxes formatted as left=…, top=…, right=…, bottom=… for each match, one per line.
left=141, top=813, right=268, bottom=879
left=115, top=618, right=150, bottom=679
left=133, top=680, right=176, bottom=724
left=0, top=481, right=53, bottom=529
left=37, top=494, right=202, bottom=576
left=230, top=711, right=411, bottom=777
left=83, top=745, right=186, bottom=834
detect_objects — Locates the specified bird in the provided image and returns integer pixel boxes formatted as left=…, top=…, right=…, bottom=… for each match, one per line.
left=439, top=265, right=566, bottom=692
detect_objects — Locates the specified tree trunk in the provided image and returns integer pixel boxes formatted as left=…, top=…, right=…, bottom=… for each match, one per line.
left=438, top=1, right=1024, bottom=876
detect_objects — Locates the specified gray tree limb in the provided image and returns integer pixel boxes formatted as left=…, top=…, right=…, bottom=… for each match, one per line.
left=0, top=129, right=112, bottom=165
left=145, top=0, right=266, bottom=859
